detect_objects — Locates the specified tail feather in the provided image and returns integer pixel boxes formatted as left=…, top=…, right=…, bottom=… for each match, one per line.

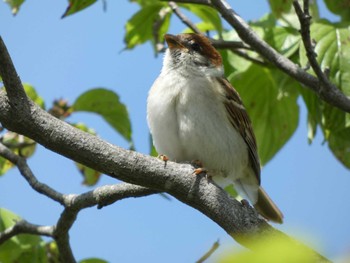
left=254, top=187, right=283, bottom=224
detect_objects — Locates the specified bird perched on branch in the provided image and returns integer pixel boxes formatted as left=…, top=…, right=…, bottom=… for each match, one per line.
left=147, top=33, right=283, bottom=223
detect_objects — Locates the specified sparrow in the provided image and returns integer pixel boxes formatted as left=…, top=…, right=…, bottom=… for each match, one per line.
left=147, top=33, right=283, bottom=223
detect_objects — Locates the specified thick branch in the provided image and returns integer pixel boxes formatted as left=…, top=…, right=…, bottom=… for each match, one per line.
left=0, top=37, right=28, bottom=106
left=0, top=142, right=158, bottom=262
left=0, top=39, right=329, bottom=261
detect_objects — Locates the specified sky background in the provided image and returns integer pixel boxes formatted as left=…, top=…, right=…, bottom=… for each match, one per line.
left=1, top=0, right=350, bottom=262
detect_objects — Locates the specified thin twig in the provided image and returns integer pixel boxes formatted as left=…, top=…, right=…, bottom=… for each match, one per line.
left=230, top=49, right=267, bottom=67
left=196, top=239, right=220, bottom=263
left=162, top=0, right=211, bottom=5
left=0, top=143, right=65, bottom=204
left=211, top=39, right=251, bottom=50
left=293, top=0, right=332, bottom=95
left=0, top=220, right=54, bottom=245
left=169, top=1, right=202, bottom=34
left=153, top=6, right=171, bottom=53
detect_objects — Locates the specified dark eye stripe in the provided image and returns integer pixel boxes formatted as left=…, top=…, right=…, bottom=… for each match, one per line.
left=190, top=42, right=201, bottom=52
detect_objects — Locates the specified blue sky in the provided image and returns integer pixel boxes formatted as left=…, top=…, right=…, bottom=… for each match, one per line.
left=1, top=0, right=349, bottom=262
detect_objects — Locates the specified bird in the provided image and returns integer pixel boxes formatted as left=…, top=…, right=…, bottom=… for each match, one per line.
left=147, top=33, right=283, bottom=223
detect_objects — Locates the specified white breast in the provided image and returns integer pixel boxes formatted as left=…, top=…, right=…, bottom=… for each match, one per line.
left=147, top=69, right=249, bottom=182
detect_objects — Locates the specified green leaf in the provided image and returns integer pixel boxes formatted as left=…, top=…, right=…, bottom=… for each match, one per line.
left=4, top=0, right=24, bottom=15
left=0, top=208, right=46, bottom=263
left=0, top=156, right=14, bottom=176
left=23, top=84, right=45, bottom=109
left=328, top=127, right=350, bottom=168
left=224, top=184, right=238, bottom=198
left=79, top=258, right=109, bottom=263
left=124, top=4, right=167, bottom=49
left=266, top=27, right=300, bottom=58
left=230, top=65, right=299, bottom=165
left=0, top=131, right=37, bottom=176
left=61, top=0, right=98, bottom=18
left=149, top=134, right=158, bottom=157
left=218, top=235, right=318, bottom=263
left=268, top=0, right=293, bottom=18
left=298, top=87, right=321, bottom=144
left=324, top=0, right=350, bottom=21
left=75, top=162, right=102, bottom=186
left=298, top=20, right=350, bottom=168
left=249, top=14, right=301, bottom=58
left=274, top=0, right=319, bottom=29
left=72, top=88, right=133, bottom=143
left=299, top=20, right=350, bottom=97
left=180, top=4, right=222, bottom=33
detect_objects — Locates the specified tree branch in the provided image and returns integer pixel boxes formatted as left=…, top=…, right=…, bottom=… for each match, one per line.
left=0, top=220, right=53, bottom=245
left=196, top=239, right=220, bottom=263
left=293, top=0, right=333, bottom=95
left=0, top=37, right=330, bottom=262
left=169, top=1, right=202, bottom=34
left=0, top=37, right=28, bottom=108
left=0, top=141, right=158, bottom=262
left=0, top=142, right=65, bottom=204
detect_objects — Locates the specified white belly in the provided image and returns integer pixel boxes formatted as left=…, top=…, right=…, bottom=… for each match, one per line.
left=147, top=73, right=249, bottom=181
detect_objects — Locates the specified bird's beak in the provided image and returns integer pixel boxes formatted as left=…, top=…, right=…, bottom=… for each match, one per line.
left=164, top=34, right=185, bottom=50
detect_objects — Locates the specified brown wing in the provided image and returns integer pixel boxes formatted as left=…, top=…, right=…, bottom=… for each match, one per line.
left=216, top=77, right=261, bottom=184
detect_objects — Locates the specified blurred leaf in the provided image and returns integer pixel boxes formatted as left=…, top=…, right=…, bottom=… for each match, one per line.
left=72, top=123, right=102, bottom=186
left=180, top=4, right=222, bottom=33
left=75, top=162, right=102, bottom=186
left=266, top=27, right=300, bottom=58
left=79, top=258, right=108, bottom=263
left=298, top=87, right=321, bottom=144
left=230, top=65, right=299, bottom=165
left=149, top=134, right=158, bottom=157
left=4, top=0, right=24, bottom=15
left=0, top=131, right=37, bottom=176
left=23, top=84, right=45, bottom=109
left=62, top=0, right=97, bottom=18
left=219, top=236, right=319, bottom=263
left=48, top=99, right=72, bottom=119
left=0, top=208, right=47, bottom=263
left=249, top=14, right=300, bottom=58
left=299, top=20, right=350, bottom=97
left=324, top=0, right=350, bottom=21
left=0, top=155, right=13, bottom=176
left=72, top=88, right=133, bottom=143
left=328, top=127, right=350, bottom=168
left=275, top=0, right=319, bottom=29
left=298, top=21, right=350, bottom=168
left=346, top=113, right=350, bottom=128
left=220, top=30, right=257, bottom=74
left=124, top=4, right=167, bottom=49
left=1, top=132, right=36, bottom=158
left=224, top=184, right=238, bottom=198
left=268, top=0, right=293, bottom=18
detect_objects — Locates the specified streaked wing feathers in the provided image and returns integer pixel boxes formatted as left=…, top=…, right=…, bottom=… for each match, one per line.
left=216, top=77, right=261, bottom=184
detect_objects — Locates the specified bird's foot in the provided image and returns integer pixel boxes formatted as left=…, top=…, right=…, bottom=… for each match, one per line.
left=241, top=199, right=250, bottom=207
left=191, top=160, right=211, bottom=182
left=158, top=154, right=169, bottom=168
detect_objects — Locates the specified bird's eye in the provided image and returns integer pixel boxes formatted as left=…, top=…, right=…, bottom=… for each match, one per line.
left=190, top=42, right=201, bottom=52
